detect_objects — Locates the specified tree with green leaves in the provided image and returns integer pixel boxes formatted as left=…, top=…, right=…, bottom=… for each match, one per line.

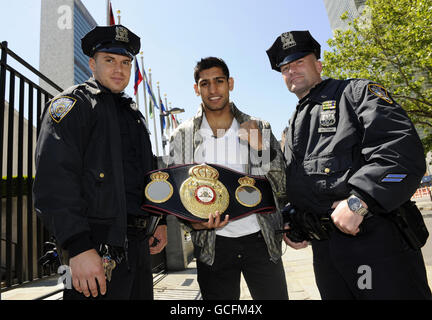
left=323, top=0, right=432, bottom=152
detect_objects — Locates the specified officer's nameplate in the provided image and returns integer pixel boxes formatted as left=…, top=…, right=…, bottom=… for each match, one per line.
left=179, top=164, right=229, bottom=219
left=145, top=171, right=174, bottom=203
left=235, top=176, right=262, bottom=208
left=318, top=127, right=337, bottom=133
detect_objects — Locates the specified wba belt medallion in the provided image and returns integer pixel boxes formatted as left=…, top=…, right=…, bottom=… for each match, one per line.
left=144, top=171, right=174, bottom=203
left=179, top=164, right=229, bottom=219
left=235, top=176, right=262, bottom=208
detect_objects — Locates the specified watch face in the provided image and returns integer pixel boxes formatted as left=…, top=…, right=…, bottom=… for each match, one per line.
left=348, top=197, right=361, bottom=211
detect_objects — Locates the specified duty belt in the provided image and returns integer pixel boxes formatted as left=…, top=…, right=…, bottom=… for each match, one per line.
left=126, top=214, right=161, bottom=239
left=127, top=215, right=150, bottom=229
left=141, top=163, right=276, bottom=222
left=279, top=204, right=335, bottom=241
left=280, top=204, right=375, bottom=241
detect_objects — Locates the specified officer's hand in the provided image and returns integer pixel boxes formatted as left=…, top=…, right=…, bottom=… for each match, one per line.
left=149, top=225, right=168, bottom=255
left=239, top=120, right=263, bottom=151
left=282, top=224, right=309, bottom=249
left=331, top=200, right=364, bottom=236
left=69, top=248, right=106, bottom=298
left=190, top=211, right=229, bottom=230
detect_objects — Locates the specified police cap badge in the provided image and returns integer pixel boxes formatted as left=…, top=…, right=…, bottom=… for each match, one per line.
left=81, top=25, right=140, bottom=59
left=266, top=30, right=321, bottom=72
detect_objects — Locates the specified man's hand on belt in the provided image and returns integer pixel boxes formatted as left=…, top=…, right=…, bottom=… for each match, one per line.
left=190, top=211, right=230, bottom=230
left=331, top=200, right=365, bottom=236
left=69, top=249, right=106, bottom=297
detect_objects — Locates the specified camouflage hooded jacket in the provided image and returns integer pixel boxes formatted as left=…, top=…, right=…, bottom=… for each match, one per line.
left=167, top=102, right=287, bottom=266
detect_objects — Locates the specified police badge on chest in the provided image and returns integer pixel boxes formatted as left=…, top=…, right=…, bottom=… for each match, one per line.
left=318, top=100, right=337, bottom=133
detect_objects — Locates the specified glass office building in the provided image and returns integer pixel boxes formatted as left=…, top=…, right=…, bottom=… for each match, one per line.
left=323, top=0, right=366, bottom=31
left=40, top=0, right=97, bottom=94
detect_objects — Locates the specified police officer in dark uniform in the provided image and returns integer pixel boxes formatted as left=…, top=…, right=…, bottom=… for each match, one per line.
left=33, top=25, right=167, bottom=300
left=266, top=30, right=432, bottom=299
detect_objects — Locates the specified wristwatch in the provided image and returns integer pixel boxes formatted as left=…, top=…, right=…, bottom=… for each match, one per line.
left=347, top=195, right=368, bottom=216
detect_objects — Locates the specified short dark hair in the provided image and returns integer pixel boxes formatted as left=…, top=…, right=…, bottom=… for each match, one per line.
left=194, top=57, right=230, bottom=83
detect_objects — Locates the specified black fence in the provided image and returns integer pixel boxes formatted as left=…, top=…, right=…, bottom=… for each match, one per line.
left=0, top=41, right=166, bottom=294
left=0, top=41, right=62, bottom=290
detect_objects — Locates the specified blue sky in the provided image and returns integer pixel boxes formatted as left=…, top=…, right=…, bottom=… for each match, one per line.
left=0, top=0, right=333, bottom=154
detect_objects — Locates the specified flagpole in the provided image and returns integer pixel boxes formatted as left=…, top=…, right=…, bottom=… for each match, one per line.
left=106, top=0, right=110, bottom=25
left=149, top=69, right=159, bottom=156
left=164, top=93, right=171, bottom=137
left=140, top=52, right=149, bottom=127
left=117, top=10, right=121, bottom=24
left=157, top=82, right=166, bottom=156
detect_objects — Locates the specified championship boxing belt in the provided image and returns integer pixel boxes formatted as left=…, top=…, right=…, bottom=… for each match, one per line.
left=141, top=163, right=276, bottom=222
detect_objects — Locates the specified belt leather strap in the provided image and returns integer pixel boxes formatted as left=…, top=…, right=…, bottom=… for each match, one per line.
left=141, top=163, right=276, bottom=222
left=127, top=215, right=149, bottom=229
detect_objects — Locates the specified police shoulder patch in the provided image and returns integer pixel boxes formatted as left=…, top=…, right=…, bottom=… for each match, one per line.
left=368, top=84, right=393, bottom=104
left=49, top=96, right=77, bottom=123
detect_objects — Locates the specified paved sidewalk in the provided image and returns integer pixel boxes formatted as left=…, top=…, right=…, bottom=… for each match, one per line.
left=153, top=261, right=202, bottom=300
left=1, top=276, right=64, bottom=300
left=278, top=246, right=321, bottom=300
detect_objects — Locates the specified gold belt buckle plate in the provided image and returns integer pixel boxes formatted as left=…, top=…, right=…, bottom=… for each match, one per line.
left=179, top=164, right=229, bottom=219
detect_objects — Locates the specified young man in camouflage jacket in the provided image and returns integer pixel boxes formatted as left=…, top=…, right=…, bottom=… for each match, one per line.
left=167, top=57, right=288, bottom=300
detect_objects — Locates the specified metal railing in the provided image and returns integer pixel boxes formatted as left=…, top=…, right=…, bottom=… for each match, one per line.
left=1, top=41, right=62, bottom=290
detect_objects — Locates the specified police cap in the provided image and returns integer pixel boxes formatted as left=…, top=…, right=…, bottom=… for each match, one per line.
left=81, top=25, right=140, bottom=59
left=266, top=31, right=320, bottom=72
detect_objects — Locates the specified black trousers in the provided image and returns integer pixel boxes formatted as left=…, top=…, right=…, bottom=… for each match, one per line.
left=311, top=214, right=432, bottom=300
left=63, top=229, right=153, bottom=300
left=196, top=231, right=288, bottom=300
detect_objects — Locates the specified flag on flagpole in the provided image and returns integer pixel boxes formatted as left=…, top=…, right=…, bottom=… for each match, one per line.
left=149, top=94, right=154, bottom=119
left=134, top=58, right=143, bottom=96
left=164, top=96, right=171, bottom=130
left=142, top=69, right=159, bottom=119
left=172, top=114, right=178, bottom=129
left=143, top=69, right=153, bottom=118
left=159, top=97, right=166, bottom=129
left=108, top=1, right=115, bottom=25
left=145, top=81, right=158, bottom=108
